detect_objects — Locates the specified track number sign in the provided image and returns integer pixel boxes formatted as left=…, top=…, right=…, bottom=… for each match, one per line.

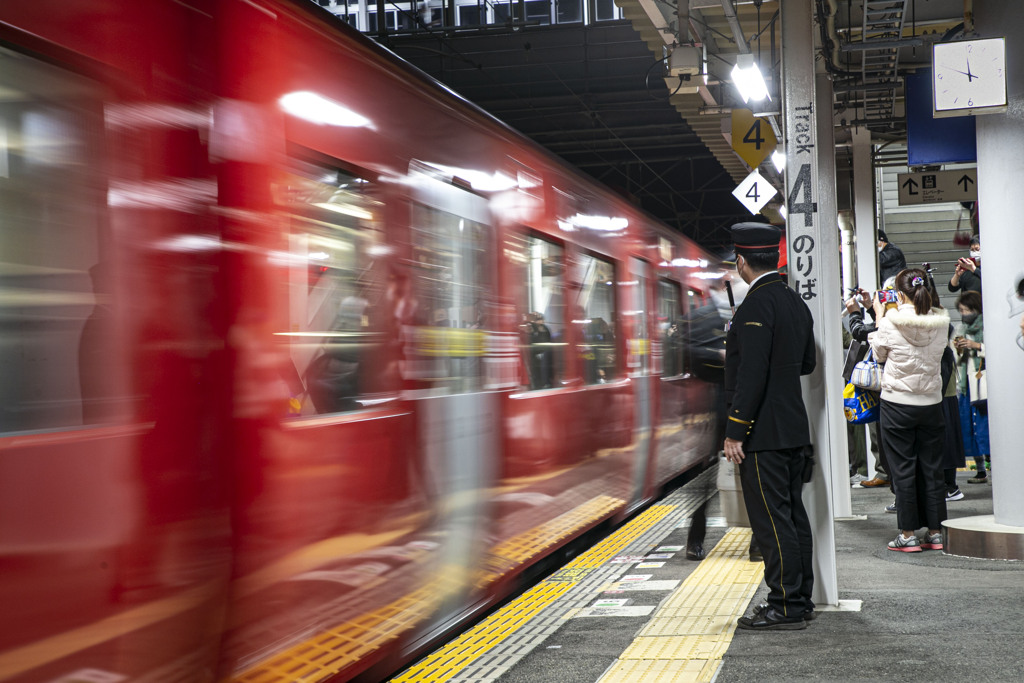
left=732, top=169, right=777, bottom=214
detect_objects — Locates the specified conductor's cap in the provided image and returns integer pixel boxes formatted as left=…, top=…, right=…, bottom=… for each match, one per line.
left=730, top=222, right=781, bottom=254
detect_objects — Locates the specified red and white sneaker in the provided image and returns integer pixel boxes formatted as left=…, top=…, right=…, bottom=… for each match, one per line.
left=887, top=534, right=922, bottom=552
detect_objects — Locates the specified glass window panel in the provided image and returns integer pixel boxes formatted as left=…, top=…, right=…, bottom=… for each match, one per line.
left=459, top=5, right=482, bottom=25
left=493, top=2, right=512, bottom=23
left=525, top=0, right=552, bottom=24
left=0, top=47, right=131, bottom=433
left=274, top=165, right=387, bottom=415
left=577, top=254, right=616, bottom=384
left=658, top=279, right=683, bottom=377
left=409, top=202, right=488, bottom=394
left=556, top=0, right=582, bottom=23
left=594, top=0, right=619, bottom=21
left=522, top=236, right=564, bottom=390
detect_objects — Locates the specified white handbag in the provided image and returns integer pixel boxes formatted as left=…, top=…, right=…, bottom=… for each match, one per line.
left=850, top=350, right=883, bottom=392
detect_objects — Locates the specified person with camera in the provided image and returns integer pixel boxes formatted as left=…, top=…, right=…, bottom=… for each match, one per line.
left=869, top=269, right=950, bottom=552
left=877, top=231, right=907, bottom=284
left=949, top=236, right=982, bottom=295
left=954, top=291, right=989, bottom=483
left=723, top=223, right=817, bottom=630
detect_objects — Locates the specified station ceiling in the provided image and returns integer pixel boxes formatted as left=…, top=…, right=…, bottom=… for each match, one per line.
left=315, top=0, right=972, bottom=249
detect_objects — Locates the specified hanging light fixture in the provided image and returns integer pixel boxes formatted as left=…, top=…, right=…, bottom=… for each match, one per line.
left=731, top=53, right=770, bottom=103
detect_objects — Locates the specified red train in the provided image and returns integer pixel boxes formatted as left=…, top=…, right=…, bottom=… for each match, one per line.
left=0, top=2, right=722, bottom=681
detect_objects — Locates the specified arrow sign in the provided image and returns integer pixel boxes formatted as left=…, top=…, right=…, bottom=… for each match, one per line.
left=897, top=168, right=977, bottom=205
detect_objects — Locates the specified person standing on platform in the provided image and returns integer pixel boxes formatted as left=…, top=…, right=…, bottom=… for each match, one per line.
left=877, top=231, right=907, bottom=285
left=870, top=269, right=950, bottom=552
left=948, top=236, right=982, bottom=295
left=723, top=223, right=817, bottom=631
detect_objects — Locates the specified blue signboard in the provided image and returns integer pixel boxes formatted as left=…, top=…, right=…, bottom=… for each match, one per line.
left=906, top=69, right=977, bottom=165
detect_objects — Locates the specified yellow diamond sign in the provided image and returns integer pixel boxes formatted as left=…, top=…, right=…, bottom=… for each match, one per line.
left=731, top=109, right=777, bottom=169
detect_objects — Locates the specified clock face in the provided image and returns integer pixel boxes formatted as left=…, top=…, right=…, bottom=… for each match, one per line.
left=933, top=38, right=1007, bottom=117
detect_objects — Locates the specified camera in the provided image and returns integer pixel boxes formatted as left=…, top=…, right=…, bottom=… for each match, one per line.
left=877, top=290, right=899, bottom=304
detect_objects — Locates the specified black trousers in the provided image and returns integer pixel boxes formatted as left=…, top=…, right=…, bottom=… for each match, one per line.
left=880, top=400, right=947, bottom=531
left=739, top=447, right=814, bottom=618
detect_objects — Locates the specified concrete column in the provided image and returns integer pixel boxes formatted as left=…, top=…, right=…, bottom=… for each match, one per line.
left=943, top=1, right=1024, bottom=558
left=975, top=3, right=1024, bottom=527
left=781, top=0, right=840, bottom=606
left=851, top=127, right=878, bottom=290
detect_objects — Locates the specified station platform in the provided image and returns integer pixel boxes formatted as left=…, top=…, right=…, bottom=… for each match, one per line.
left=390, top=466, right=1024, bottom=683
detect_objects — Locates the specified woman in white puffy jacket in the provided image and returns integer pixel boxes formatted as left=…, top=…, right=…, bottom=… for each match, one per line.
left=869, top=268, right=950, bottom=553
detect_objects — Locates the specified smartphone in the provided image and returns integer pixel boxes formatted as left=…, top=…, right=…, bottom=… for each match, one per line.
left=877, top=290, right=898, bottom=304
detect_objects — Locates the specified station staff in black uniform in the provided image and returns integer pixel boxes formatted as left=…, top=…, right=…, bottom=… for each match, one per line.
left=722, top=223, right=817, bottom=631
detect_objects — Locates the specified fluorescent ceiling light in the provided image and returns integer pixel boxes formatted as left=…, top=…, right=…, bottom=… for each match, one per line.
left=771, top=150, right=786, bottom=172
left=731, top=54, right=770, bottom=104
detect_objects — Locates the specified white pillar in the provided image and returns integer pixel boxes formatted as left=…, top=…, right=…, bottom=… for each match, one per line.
left=781, top=0, right=840, bottom=606
left=976, top=1, right=1024, bottom=527
left=851, top=127, right=878, bottom=290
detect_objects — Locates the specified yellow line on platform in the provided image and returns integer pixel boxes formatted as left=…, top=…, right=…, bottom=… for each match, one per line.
left=390, top=503, right=678, bottom=682
left=598, top=528, right=762, bottom=683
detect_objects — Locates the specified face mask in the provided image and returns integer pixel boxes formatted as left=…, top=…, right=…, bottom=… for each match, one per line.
left=961, top=312, right=979, bottom=325
left=877, top=245, right=885, bottom=253
left=970, top=250, right=981, bottom=260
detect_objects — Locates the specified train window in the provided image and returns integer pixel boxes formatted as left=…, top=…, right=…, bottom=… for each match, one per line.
left=409, top=201, right=488, bottom=394
left=0, top=47, right=131, bottom=433
left=522, top=236, right=565, bottom=390
left=274, top=165, right=386, bottom=415
left=577, top=254, right=616, bottom=384
left=659, top=279, right=683, bottom=377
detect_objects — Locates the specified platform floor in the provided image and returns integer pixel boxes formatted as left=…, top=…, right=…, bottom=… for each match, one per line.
left=391, top=468, right=1023, bottom=683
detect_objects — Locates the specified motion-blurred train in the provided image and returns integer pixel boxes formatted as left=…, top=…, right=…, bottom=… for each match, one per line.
left=0, top=2, right=723, bottom=681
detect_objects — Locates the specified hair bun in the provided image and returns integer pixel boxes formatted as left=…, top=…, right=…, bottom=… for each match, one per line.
left=911, top=276, right=924, bottom=288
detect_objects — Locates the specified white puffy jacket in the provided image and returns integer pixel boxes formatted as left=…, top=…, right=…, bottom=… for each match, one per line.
left=869, top=303, right=950, bottom=406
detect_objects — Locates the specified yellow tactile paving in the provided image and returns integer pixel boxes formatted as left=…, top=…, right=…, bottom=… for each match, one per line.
left=233, top=574, right=460, bottom=683
left=390, top=580, right=574, bottom=682
left=476, top=495, right=626, bottom=587
left=391, top=501, right=681, bottom=682
left=597, top=527, right=763, bottom=683
left=600, top=657, right=719, bottom=683
left=566, top=504, right=677, bottom=568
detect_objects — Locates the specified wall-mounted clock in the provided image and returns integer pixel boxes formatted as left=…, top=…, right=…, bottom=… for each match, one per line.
left=933, top=38, right=1007, bottom=118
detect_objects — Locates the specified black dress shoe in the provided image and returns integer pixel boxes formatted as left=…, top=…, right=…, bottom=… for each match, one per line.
left=737, top=604, right=806, bottom=631
left=748, top=548, right=763, bottom=562
left=685, top=543, right=706, bottom=561
left=802, top=608, right=817, bottom=621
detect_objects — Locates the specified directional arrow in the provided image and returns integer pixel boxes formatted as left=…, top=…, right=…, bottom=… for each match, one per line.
left=902, top=177, right=919, bottom=195
left=958, top=174, right=975, bottom=192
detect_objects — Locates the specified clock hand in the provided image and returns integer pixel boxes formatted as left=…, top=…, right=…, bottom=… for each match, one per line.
left=966, top=55, right=976, bottom=81
left=942, top=65, right=973, bottom=78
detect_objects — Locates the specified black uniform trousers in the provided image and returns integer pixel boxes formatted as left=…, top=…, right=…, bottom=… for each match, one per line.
left=879, top=400, right=947, bottom=531
left=738, top=448, right=814, bottom=618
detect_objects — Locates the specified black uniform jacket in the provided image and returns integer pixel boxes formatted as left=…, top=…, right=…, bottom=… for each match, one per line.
left=724, top=272, right=816, bottom=450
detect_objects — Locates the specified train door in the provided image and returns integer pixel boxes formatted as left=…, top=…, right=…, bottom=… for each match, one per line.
left=626, top=257, right=652, bottom=512
left=654, top=277, right=688, bottom=485
left=405, top=170, right=498, bottom=633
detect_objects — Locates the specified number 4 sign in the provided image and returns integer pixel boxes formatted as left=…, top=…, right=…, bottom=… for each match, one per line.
left=732, top=169, right=778, bottom=215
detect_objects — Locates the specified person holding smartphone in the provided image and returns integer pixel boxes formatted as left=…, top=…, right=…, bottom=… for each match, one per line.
left=949, top=236, right=982, bottom=295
